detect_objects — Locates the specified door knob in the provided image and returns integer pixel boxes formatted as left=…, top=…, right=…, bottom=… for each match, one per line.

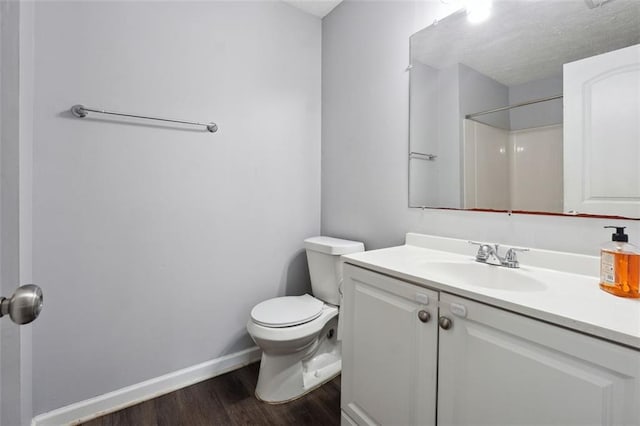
left=418, top=310, right=431, bottom=323
left=0, top=284, right=43, bottom=325
left=438, top=316, right=452, bottom=330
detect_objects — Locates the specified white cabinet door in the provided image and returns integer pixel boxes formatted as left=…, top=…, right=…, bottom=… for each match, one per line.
left=341, top=264, right=439, bottom=425
left=437, top=293, right=640, bottom=426
left=564, top=44, right=640, bottom=217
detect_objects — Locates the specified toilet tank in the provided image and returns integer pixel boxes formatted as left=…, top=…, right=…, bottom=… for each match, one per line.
left=304, top=236, right=364, bottom=306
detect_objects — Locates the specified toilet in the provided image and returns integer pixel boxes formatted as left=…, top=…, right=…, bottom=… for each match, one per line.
left=246, top=236, right=364, bottom=403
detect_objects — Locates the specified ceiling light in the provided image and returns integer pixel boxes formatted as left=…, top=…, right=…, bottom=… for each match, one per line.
left=466, top=0, right=493, bottom=23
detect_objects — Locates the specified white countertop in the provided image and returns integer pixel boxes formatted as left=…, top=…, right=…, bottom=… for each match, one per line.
left=342, top=233, right=640, bottom=349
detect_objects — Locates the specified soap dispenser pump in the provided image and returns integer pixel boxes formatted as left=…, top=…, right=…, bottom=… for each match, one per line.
left=599, top=226, right=640, bottom=298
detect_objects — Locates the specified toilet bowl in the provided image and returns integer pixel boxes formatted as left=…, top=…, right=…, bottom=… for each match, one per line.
left=247, top=298, right=340, bottom=403
left=246, top=236, right=364, bottom=403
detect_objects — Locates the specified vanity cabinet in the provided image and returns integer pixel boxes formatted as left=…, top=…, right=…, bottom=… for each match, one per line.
left=438, top=293, right=640, bottom=425
left=341, top=263, right=640, bottom=426
left=341, top=264, right=439, bottom=425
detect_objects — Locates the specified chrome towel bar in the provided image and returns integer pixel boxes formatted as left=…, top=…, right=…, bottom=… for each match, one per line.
left=410, top=152, right=437, bottom=161
left=70, top=104, right=218, bottom=133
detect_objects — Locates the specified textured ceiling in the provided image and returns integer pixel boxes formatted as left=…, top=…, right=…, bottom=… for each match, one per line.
left=282, top=0, right=343, bottom=18
left=411, top=0, right=640, bottom=86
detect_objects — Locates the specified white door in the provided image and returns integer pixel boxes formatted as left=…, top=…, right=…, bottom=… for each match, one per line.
left=437, top=293, right=640, bottom=425
left=341, top=264, right=439, bottom=425
left=1, top=2, right=40, bottom=425
left=564, top=44, right=640, bottom=217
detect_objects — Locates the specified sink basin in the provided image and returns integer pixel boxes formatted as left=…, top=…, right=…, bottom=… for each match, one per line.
left=420, top=260, right=547, bottom=292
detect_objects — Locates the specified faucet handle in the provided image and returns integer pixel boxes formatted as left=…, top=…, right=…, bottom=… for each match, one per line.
left=505, top=247, right=529, bottom=256
left=504, top=247, right=529, bottom=268
left=469, top=241, right=494, bottom=248
left=468, top=241, right=492, bottom=261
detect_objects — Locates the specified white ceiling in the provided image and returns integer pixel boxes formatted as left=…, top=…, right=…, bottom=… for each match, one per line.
left=411, top=0, right=640, bottom=86
left=282, top=0, right=343, bottom=18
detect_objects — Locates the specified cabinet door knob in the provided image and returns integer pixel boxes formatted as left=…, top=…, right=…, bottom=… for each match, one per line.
left=418, top=310, right=431, bottom=323
left=439, top=316, right=452, bottom=330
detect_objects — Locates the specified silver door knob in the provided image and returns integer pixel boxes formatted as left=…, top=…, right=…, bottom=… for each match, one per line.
left=0, top=284, right=43, bottom=325
left=439, top=316, right=452, bottom=330
left=418, top=310, right=431, bottom=323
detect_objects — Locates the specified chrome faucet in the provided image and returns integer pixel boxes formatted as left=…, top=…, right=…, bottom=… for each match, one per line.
left=468, top=241, right=529, bottom=268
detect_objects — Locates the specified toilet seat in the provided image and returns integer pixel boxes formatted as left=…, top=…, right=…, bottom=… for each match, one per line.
left=251, top=294, right=324, bottom=328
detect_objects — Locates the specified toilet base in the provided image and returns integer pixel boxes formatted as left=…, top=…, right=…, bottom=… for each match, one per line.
left=255, top=359, right=341, bottom=405
left=254, top=317, right=341, bottom=403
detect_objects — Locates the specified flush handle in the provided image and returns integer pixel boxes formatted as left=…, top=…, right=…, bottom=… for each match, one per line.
left=418, top=310, right=431, bottom=323
left=439, top=316, right=453, bottom=330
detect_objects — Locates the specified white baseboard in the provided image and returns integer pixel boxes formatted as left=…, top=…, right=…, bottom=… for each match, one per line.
left=32, top=346, right=262, bottom=426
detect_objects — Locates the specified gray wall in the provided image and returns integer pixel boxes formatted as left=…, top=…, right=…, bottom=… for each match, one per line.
left=459, top=63, right=510, bottom=129
left=436, top=63, right=462, bottom=207
left=321, top=0, right=638, bottom=252
left=509, top=75, right=563, bottom=130
left=409, top=61, right=439, bottom=156
left=409, top=61, right=439, bottom=207
left=31, top=1, right=320, bottom=415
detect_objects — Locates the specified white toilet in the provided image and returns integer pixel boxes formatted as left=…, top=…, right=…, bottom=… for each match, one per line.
left=246, top=236, right=364, bottom=403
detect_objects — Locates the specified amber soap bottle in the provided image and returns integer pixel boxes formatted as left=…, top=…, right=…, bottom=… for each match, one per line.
left=599, top=226, right=640, bottom=298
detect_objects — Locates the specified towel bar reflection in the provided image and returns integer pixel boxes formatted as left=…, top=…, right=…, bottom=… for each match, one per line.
left=410, top=152, right=437, bottom=161
left=70, top=104, right=218, bottom=133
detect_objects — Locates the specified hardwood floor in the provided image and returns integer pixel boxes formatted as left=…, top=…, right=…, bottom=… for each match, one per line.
left=80, top=362, right=341, bottom=426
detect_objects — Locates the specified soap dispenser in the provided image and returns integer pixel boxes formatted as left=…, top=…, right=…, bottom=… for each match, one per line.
left=599, top=226, right=640, bottom=298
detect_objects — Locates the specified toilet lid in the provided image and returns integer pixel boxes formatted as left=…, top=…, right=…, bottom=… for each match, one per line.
left=251, top=294, right=324, bottom=328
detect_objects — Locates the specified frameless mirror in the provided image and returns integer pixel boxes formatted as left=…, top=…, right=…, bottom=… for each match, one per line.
left=409, top=0, right=640, bottom=218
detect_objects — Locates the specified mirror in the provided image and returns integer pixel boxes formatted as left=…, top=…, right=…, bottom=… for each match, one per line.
left=409, top=0, right=640, bottom=218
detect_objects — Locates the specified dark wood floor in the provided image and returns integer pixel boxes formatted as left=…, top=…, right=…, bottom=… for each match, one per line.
left=81, top=362, right=341, bottom=426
